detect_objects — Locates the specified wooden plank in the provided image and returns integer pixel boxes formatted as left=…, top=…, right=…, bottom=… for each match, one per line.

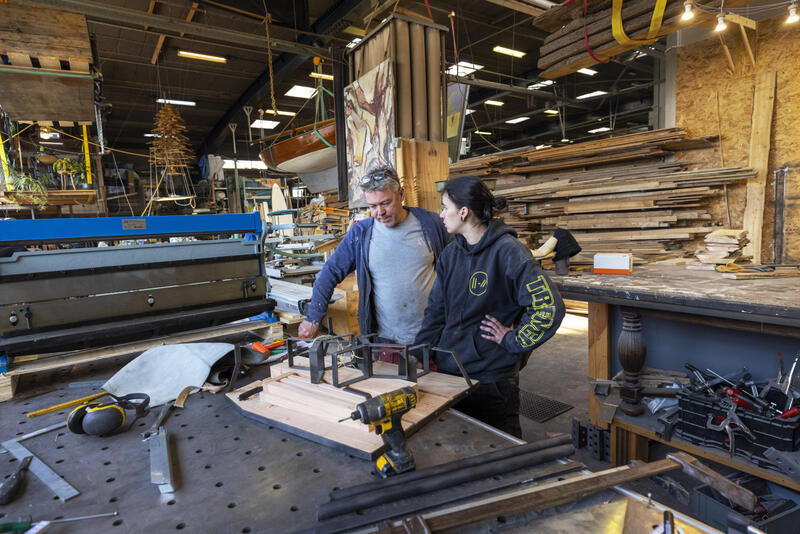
left=485, top=0, right=544, bottom=17
left=742, top=71, right=776, bottom=264
left=6, top=52, right=32, bottom=67
left=383, top=457, right=686, bottom=533
left=150, top=34, right=167, bottom=65
left=587, top=302, right=610, bottom=427
left=0, top=70, right=94, bottom=122
left=721, top=270, right=800, bottom=280
left=68, top=58, right=90, bottom=73
left=227, top=361, right=471, bottom=458
left=533, top=0, right=610, bottom=32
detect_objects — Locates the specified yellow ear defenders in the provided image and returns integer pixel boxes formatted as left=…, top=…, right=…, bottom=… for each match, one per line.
left=67, top=393, right=150, bottom=437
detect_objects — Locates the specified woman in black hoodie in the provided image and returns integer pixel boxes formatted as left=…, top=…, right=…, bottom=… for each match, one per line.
left=414, top=177, right=565, bottom=437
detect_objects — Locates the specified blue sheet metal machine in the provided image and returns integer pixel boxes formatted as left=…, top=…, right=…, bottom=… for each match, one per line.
left=0, top=213, right=280, bottom=372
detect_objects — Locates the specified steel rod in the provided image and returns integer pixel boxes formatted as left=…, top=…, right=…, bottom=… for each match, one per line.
left=328, top=434, right=571, bottom=501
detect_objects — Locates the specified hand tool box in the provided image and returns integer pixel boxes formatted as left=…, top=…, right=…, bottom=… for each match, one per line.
left=692, top=472, right=800, bottom=533
left=675, top=389, right=800, bottom=469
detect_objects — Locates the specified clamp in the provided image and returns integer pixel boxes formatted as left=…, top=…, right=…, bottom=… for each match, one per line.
left=706, top=401, right=756, bottom=455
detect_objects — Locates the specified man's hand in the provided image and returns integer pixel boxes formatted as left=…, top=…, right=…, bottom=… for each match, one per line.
left=480, top=314, right=512, bottom=345
left=298, top=320, right=320, bottom=339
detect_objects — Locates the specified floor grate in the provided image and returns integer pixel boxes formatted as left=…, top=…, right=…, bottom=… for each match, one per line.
left=518, top=389, right=573, bottom=423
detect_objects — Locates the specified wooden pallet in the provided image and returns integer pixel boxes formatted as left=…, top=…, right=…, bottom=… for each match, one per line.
left=0, top=3, right=94, bottom=122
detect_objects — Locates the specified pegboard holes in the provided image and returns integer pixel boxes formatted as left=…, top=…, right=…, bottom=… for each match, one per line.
left=312, top=468, right=321, bottom=473
left=268, top=426, right=274, bottom=430
left=227, top=502, right=237, bottom=509
left=281, top=438, right=287, bottom=442
left=180, top=424, right=188, bottom=428
left=438, top=417, right=445, bottom=422
left=173, top=413, right=181, bottom=417
left=8, top=458, right=17, bottom=463
left=53, top=516, right=63, bottom=520
left=296, top=452, right=303, bottom=457
left=53, top=496, right=59, bottom=501
left=204, top=464, right=212, bottom=470
left=332, top=486, right=340, bottom=492
left=290, top=506, right=298, bottom=512
left=113, top=520, right=123, bottom=527
left=18, top=421, right=25, bottom=425
left=195, top=450, right=203, bottom=454
left=215, top=482, right=224, bottom=488
left=492, top=475, right=502, bottom=481
left=23, top=402, right=30, bottom=406
left=245, top=450, right=252, bottom=455
left=57, top=432, right=65, bottom=437
left=101, top=447, right=109, bottom=451
left=138, top=422, right=146, bottom=427
left=224, top=425, right=231, bottom=429
left=496, top=516, right=507, bottom=524
left=273, top=484, right=281, bottom=490
left=104, top=461, right=112, bottom=466
left=57, top=412, right=64, bottom=416
left=109, top=497, right=118, bottom=503
left=56, top=445, right=64, bottom=450
left=207, top=404, right=213, bottom=408
left=489, top=444, right=497, bottom=449
left=435, top=442, right=442, bottom=447
left=0, top=514, right=5, bottom=519
left=258, top=466, right=266, bottom=471
left=176, top=523, right=186, bottom=530
left=106, top=477, right=115, bottom=483
left=167, top=499, right=176, bottom=506
left=242, top=528, right=252, bottom=533
left=15, top=432, right=23, bottom=436
left=55, top=459, right=64, bottom=464
left=462, top=430, right=469, bottom=434
left=187, top=436, right=194, bottom=441
left=233, top=437, right=240, bottom=441
left=214, top=414, right=220, bottom=418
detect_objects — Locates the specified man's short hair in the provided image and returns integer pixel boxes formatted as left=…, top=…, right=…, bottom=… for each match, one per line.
left=359, top=167, right=401, bottom=193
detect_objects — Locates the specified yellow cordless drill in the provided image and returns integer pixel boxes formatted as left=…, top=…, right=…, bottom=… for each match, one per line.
left=348, top=387, right=417, bottom=478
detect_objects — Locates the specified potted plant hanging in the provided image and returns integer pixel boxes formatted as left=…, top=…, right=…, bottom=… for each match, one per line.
left=53, top=158, right=84, bottom=189
left=7, top=169, right=50, bottom=209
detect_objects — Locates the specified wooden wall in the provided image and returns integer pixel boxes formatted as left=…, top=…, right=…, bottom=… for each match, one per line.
left=674, top=17, right=800, bottom=263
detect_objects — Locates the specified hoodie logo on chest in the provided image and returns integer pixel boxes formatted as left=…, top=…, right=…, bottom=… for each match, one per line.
left=468, top=271, right=489, bottom=296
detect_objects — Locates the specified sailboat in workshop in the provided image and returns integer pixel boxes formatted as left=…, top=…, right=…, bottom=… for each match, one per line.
left=257, top=62, right=338, bottom=193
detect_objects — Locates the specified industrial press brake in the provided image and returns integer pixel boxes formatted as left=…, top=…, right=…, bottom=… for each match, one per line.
left=0, top=213, right=275, bottom=374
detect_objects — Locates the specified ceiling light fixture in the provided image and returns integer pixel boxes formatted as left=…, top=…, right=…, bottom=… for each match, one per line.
left=346, top=37, right=362, bottom=49
left=544, top=109, right=560, bottom=115
left=484, top=100, right=504, bottom=106
left=473, top=130, right=492, bottom=135
left=177, top=50, right=227, bottom=63
left=528, top=80, right=554, bottom=90
left=576, top=90, right=608, bottom=100
left=446, top=61, right=484, bottom=76
left=788, top=3, right=799, bottom=23
left=156, top=98, right=196, bottom=107
left=263, top=109, right=297, bottom=117
left=39, top=141, right=64, bottom=145
left=285, top=85, right=317, bottom=99
left=681, top=1, right=695, bottom=21
left=40, top=130, right=60, bottom=139
left=714, top=15, right=727, bottom=32
left=309, top=72, right=334, bottom=81
left=588, top=126, right=612, bottom=133
left=251, top=120, right=280, bottom=129
left=577, top=68, right=598, bottom=76
left=492, top=45, right=526, bottom=58
left=143, top=133, right=161, bottom=138
left=505, top=117, right=530, bottom=124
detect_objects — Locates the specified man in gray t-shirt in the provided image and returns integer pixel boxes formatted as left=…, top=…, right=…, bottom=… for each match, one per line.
left=299, top=168, right=449, bottom=343
left=369, top=210, right=436, bottom=344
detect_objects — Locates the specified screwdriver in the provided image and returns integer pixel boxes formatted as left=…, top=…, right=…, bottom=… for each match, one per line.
left=0, top=456, right=31, bottom=505
left=0, top=512, right=118, bottom=532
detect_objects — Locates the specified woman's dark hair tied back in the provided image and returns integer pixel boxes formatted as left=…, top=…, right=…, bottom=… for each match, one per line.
left=443, top=176, right=507, bottom=223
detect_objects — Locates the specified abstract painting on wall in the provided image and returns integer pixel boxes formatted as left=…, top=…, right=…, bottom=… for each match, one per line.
left=344, top=59, right=395, bottom=208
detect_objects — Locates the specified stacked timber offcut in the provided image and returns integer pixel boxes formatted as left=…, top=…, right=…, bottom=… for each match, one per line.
left=449, top=129, right=756, bottom=265
left=694, top=229, right=750, bottom=266
left=533, top=0, right=750, bottom=79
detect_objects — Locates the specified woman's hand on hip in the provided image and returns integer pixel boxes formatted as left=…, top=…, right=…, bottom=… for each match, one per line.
left=480, top=315, right=512, bottom=345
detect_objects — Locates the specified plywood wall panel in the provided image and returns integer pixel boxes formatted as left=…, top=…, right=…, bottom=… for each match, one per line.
left=675, top=17, right=800, bottom=262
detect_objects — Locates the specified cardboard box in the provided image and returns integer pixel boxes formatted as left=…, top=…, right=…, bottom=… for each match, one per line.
left=593, top=253, right=632, bottom=275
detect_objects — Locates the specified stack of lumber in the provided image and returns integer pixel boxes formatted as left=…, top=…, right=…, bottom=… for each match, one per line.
left=532, top=0, right=750, bottom=79
left=296, top=195, right=351, bottom=236
left=694, top=229, right=750, bottom=265
left=450, top=129, right=756, bottom=264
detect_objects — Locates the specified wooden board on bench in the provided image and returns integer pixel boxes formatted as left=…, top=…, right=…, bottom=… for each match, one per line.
left=227, top=358, right=474, bottom=459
